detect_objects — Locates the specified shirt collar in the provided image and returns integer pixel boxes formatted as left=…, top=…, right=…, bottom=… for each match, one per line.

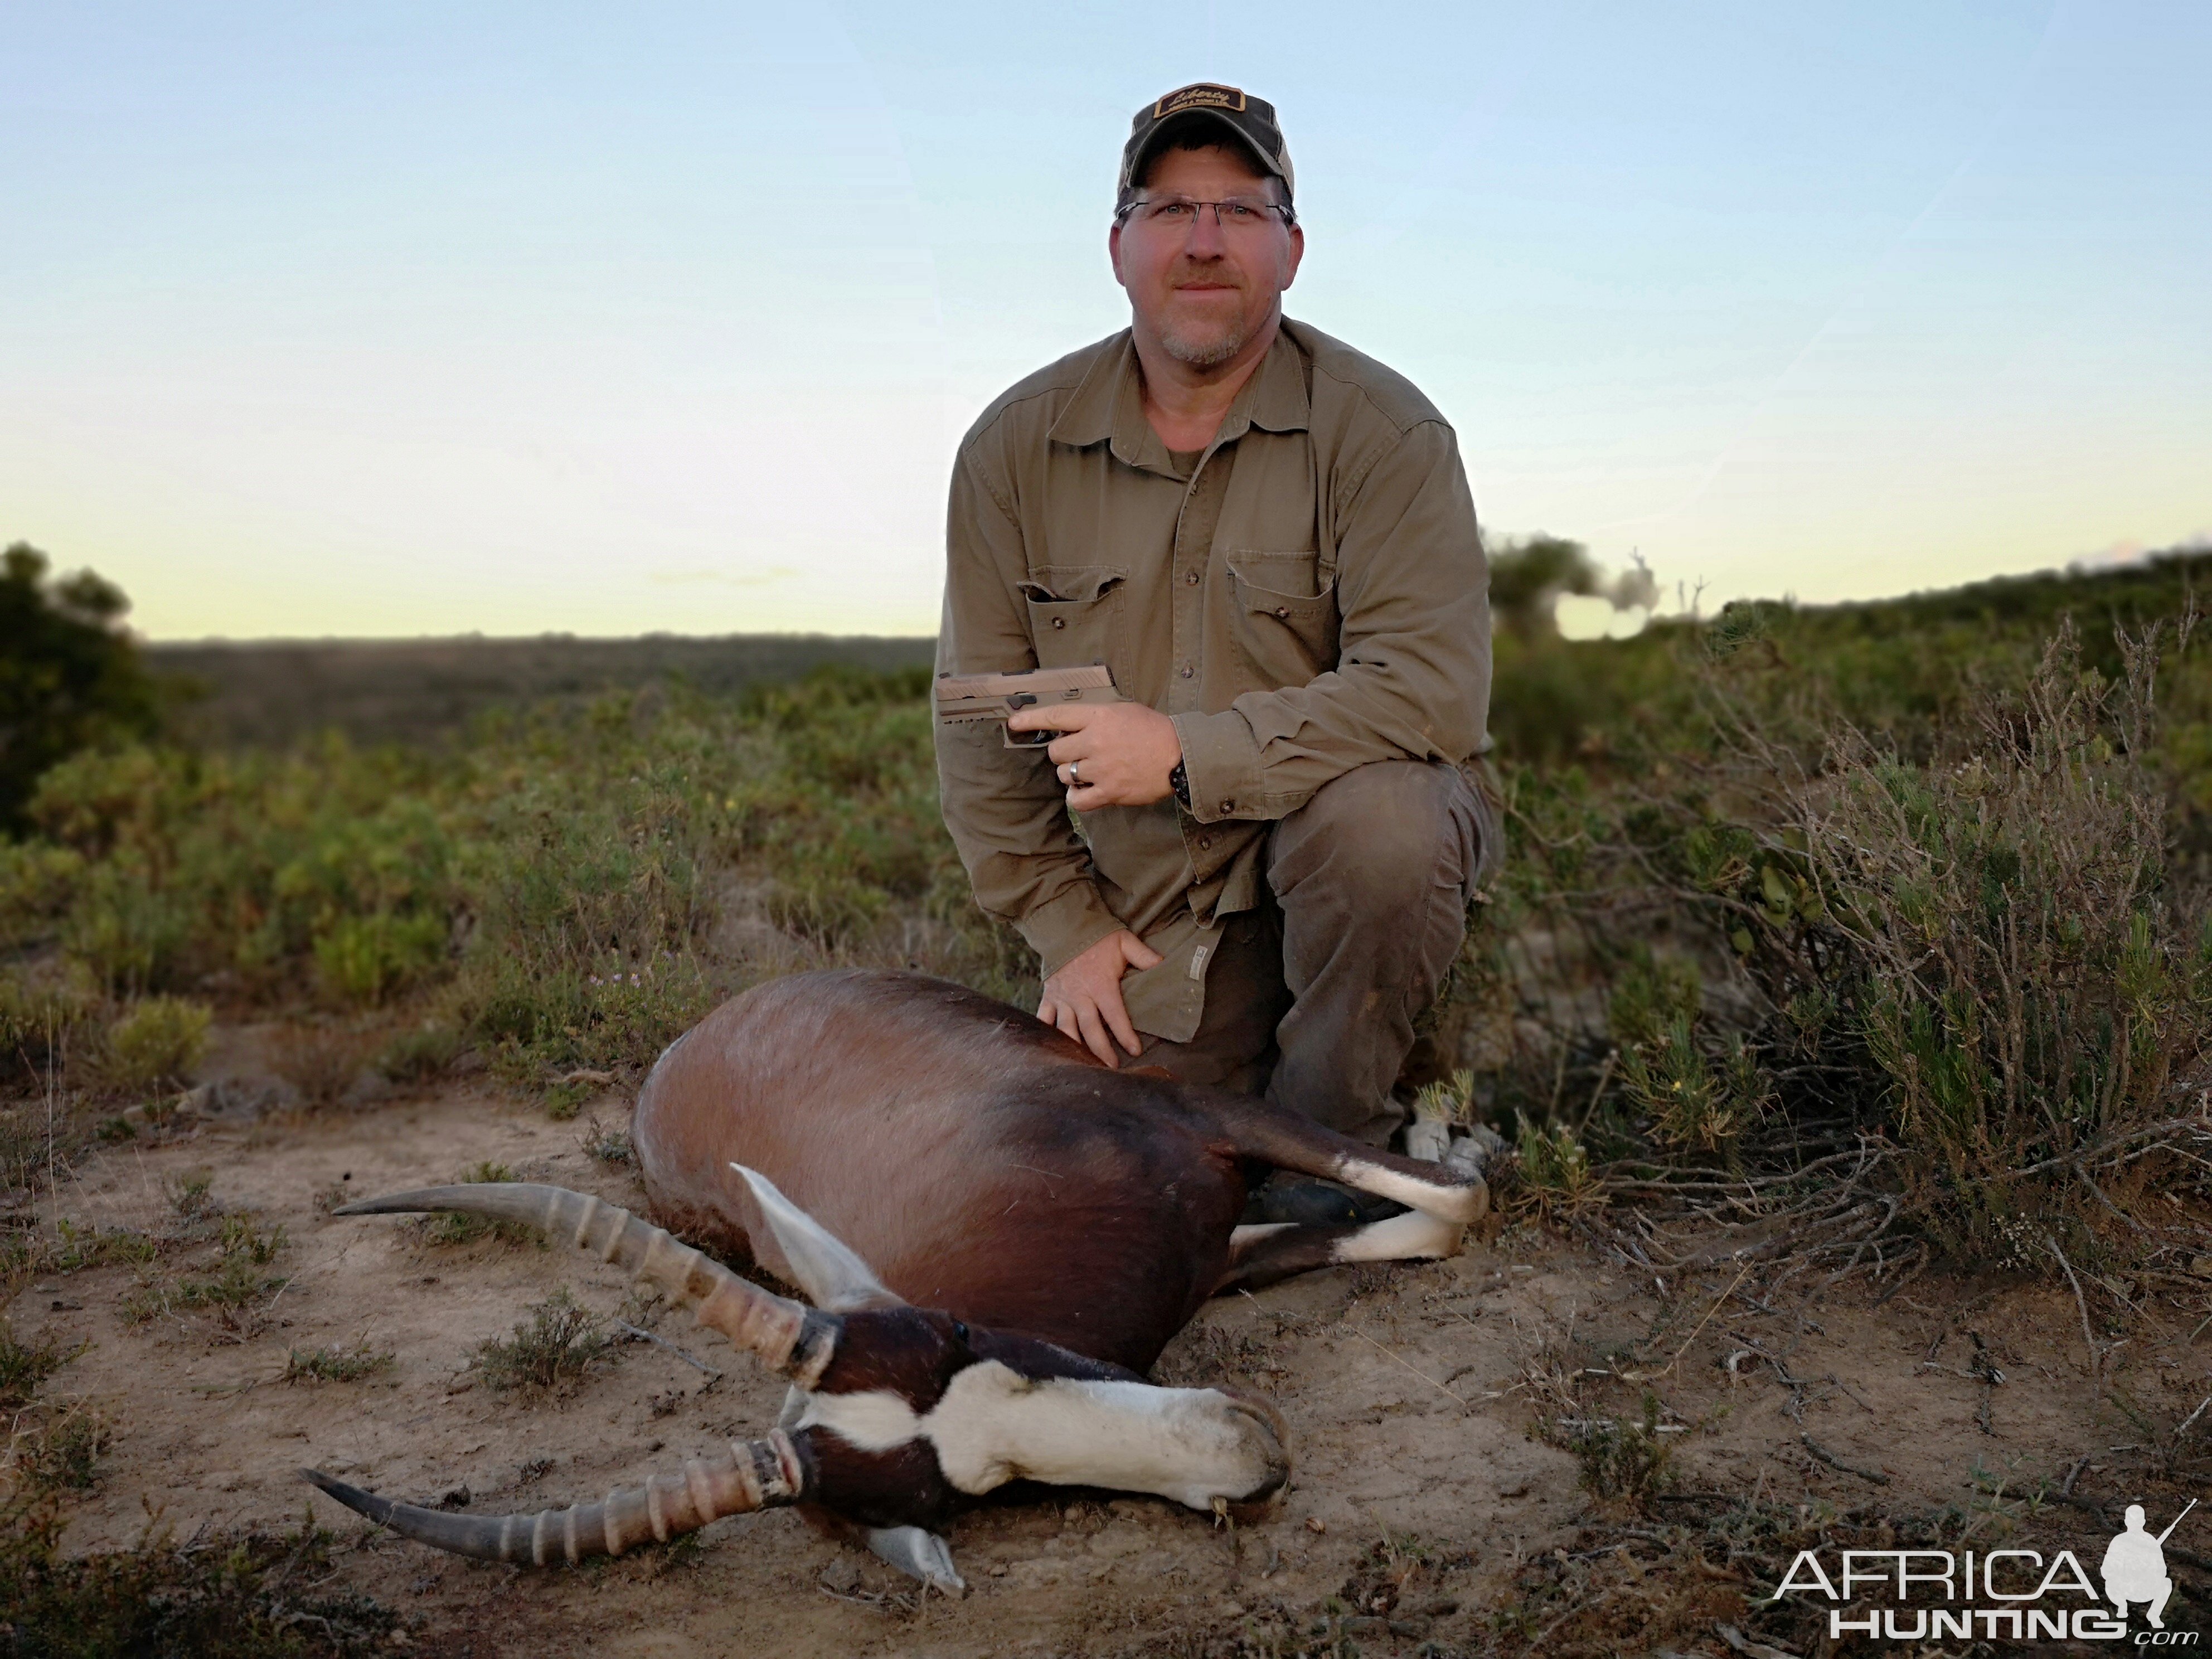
left=1047, top=321, right=1312, bottom=467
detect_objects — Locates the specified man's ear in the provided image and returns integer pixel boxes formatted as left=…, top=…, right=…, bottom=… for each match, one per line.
left=1108, top=220, right=1129, bottom=290
left=1283, top=221, right=1304, bottom=290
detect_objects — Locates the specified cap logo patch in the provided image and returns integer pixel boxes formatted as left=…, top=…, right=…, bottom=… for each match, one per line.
left=1155, top=84, right=1246, bottom=119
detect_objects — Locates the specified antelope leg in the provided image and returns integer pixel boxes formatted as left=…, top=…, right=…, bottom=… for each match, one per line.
left=1199, top=1095, right=1490, bottom=1223
left=1214, top=1210, right=1466, bottom=1294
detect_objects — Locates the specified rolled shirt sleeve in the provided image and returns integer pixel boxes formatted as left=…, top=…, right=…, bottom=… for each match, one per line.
left=933, top=445, right=1127, bottom=977
left=1170, top=419, right=1491, bottom=823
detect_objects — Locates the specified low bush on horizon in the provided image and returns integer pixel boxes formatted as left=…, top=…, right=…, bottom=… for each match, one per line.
left=1459, top=594, right=2212, bottom=1283
left=0, top=664, right=1026, bottom=1155
left=8, top=547, right=2212, bottom=1284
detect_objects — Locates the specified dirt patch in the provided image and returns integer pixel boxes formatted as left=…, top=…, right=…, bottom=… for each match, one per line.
left=8, top=1090, right=2211, bottom=1656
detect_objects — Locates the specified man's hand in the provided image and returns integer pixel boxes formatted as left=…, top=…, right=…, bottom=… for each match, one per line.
left=1037, top=928, right=1165, bottom=1066
left=1006, top=701, right=1182, bottom=811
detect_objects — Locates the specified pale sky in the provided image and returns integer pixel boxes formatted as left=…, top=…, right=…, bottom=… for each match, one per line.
left=4, top=2, right=2206, bottom=640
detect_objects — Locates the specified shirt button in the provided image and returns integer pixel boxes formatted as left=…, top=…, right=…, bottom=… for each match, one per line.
left=1051, top=617, right=1066, bottom=630
left=1197, top=836, right=1212, bottom=851
left=1179, top=664, right=1194, bottom=678
left=1185, top=571, right=1199, bottom=586
left=1220, top=799, right=1235, bottom=812
left=1274, top=606, right=1289, bottom=619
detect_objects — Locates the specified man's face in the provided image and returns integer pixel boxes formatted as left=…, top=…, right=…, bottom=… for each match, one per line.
left=1109, top=143, right=1303, bottom=371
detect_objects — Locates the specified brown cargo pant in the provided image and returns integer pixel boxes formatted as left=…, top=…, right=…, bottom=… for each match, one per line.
left=1138, top=759, right=1498, bottom=1148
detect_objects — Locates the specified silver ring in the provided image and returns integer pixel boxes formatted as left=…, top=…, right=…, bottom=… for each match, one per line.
left=1068, top=761, right=1081, bottom=785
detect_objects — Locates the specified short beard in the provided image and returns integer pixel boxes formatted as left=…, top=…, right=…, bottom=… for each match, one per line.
left=1156, top=318, right=1249, bottom=368
left=1153, top=256, right=1255, bottom=368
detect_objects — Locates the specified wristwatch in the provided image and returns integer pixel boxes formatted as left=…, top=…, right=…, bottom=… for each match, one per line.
left=1169, top=760, right=1191, bottom=810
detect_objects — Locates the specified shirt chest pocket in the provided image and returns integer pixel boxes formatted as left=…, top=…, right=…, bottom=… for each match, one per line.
left=1224, top=550, right=1338, bottom=683
left=1020, top=565, right=1126, bottom=670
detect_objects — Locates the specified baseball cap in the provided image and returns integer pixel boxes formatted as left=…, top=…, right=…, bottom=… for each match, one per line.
left=1118, top=83, right=1294, bottom=204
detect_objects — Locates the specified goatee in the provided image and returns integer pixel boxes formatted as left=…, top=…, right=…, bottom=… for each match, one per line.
left=1157, top=319, right=1249, bottom=368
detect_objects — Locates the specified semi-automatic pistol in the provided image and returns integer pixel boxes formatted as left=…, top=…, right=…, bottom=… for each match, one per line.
left=933, top=664, right=1124, bottom=749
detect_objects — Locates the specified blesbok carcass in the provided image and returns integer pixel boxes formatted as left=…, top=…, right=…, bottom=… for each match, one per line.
left=303, top=969, right=1490, bottom=1590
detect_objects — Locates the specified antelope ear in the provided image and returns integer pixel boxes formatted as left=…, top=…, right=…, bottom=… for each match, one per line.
left=731, top=1164, right=905, bottom=1313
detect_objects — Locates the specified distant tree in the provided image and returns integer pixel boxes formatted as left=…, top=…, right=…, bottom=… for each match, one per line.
left=1489, top=534, right=1604, bottom=641
left=0, top=542, right=161, bottom=832
left=1488, top=533, right=1657, bottom=639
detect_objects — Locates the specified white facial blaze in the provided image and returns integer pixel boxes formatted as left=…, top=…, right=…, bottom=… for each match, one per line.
left=795, top=1388, right=922, bottom=1451
left=794, top=1361, right=1287, bottom=1511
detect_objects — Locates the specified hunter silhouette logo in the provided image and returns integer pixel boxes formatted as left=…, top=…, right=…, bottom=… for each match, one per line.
left=2104, top=1500, right=2194, bottom=1629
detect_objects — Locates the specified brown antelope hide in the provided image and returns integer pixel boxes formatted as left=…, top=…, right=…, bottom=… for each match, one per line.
left=304, top=969, right=1491, bottom=1592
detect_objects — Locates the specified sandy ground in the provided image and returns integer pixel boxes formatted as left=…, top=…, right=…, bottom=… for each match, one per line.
left=9, top=1081, right=2208, bottom=1657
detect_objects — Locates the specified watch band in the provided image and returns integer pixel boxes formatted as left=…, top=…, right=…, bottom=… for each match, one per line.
left=1169, top=760, right=1191, bottom=810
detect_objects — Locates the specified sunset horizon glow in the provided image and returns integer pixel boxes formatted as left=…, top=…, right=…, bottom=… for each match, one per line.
left=6, top=2, right=2205, bottom=642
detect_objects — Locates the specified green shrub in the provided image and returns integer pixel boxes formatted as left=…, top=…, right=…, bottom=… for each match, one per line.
left=0, top=961, right=99, bottom=1084
left=282, top=1343, right=395, bottom=1385
left=578, top=1117, right=633, bottom=1164
left=459, top=949, right=714, bottom=1095
left=43, top=1220, right=158, bottom=1273
left=0, top=663, right=1028, bottom=1108
left=468, top=1288, right=615, bottom=1394
left=9, top=1402, right=113, bottom=1494
left=373, top=1020, right=460, bottom=1084
left=219, top=1215, right=287, bottom=1265
left=0, top=842, right=86, bottom=941
left=0, top=542, right=161, bottom=833
left=0, top=1321, right=82, bottom=1406
left=1512, top=1111, right=1599, bottom=1215
left=311, top=911, right=447, bottom=1005
left=65, top=863, right=196, bottom=995
left=1749, top=623, right=2209, bottom=1258
left=96, top=996, right=212, bottom=1093
left=166, top=1167, right=220, bottom=1221
left=120, top=1215, right=286, bottom=1325
left=265, top=1022, right=372, bottom=1109
left=1550, top=1391, right=1677, bottom=1506
left=0, top=1491, right=404, bottom=1656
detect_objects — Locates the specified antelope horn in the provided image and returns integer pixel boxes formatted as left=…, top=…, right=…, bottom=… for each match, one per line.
left=300, top=1431, right=807, bottom=1564
left=332, top=1183, right=838, bottom=1385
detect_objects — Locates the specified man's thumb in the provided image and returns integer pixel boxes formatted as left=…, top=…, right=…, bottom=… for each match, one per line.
left=1120, top=932, right=1166, bottom=970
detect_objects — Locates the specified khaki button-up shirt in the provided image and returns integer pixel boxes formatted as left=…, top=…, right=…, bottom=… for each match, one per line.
left=934, top=318, right=1492, bottom=1041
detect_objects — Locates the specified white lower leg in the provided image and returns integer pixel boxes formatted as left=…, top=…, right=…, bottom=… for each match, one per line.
left=1328, top=1208, right=1465, bottom=1264
left=1328, top=1154, right=1487, bottom=1223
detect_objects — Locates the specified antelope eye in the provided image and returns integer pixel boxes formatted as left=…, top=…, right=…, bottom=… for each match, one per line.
left=950, top=1321, right=970, bottom=1344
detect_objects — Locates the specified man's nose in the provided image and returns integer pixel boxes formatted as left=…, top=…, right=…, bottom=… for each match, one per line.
left=1183, top=206, right=1229, bottom=256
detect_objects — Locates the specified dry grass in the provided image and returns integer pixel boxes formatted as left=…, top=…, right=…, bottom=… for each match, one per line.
left=468, top=1287, right=617, bottom=1395
left=417, top=1160, right=537, bottom=1248
left=0, top=1321, right=82, bottom=1408
left=0, top=1491, right=408, bottom=1657
left=266, top=1021, right=375, bottom=1108
left=118, top=1214, right=287, bottom=1328
left=282, top=1342, right=396, bottom=1385
left=5, top=1400, right=114, bottom=1496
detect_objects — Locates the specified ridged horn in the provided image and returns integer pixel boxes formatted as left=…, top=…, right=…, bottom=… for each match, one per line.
left=300, top=1432, right=806, bottom=1564
left=333, top=1183, right=838, bottom=1385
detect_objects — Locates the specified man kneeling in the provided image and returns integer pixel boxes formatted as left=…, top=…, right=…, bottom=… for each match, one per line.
left=934, top=84, right=1498, bottom=1221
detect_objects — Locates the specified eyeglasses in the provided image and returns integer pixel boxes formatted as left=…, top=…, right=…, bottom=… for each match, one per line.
left=1115, top=195, right=1295, bottom=233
